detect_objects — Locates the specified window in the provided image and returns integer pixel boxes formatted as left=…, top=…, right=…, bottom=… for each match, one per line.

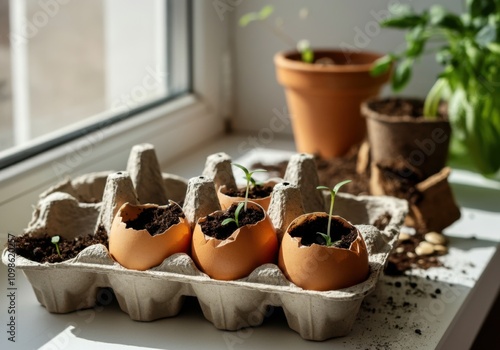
left=0, top=0, right=191, bottom=169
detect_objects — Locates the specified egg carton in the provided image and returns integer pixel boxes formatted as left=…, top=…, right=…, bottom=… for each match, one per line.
left=2, top=144, right=408, bottom=341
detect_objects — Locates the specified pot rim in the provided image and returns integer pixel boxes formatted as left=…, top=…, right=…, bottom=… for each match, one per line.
left=285, top=212, right=360, bottom=250
left=361, top=96, right=450, bottom=124
left=274, top=48, right=385, bottom=73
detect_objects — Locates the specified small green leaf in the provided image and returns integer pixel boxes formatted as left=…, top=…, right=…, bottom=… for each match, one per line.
left=51, top=236, right=60, bottom=244
left=301, top=49, right=314, bottom=63
left=316, top=185, right=330, bottom=191
left=222, top=218, right=236, bottom=226
left=234, top=202, right=245, bottom=223
left=370, top=55, right=393, bottom=77
left=258, top=5, right=274, bottom=20
left=476, top=24, right=497, bottom=47
left=239, top=13, right=259, bottom=27
left=332, top=180, right=351, bottom=195
left=317, top=232, right=332, bottom=246
left=392, top=58, right=413, bottom=92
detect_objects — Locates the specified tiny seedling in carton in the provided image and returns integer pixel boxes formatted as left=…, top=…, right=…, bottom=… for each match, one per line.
left=51, top=235, right=62, bottom=258
left=316, top=180, right=351, bottom=246
left=221, top=163, right=267, bottom=227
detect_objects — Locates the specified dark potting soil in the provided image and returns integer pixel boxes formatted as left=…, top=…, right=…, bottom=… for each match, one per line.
left=289, top=215, right=357, bottom=248
left=376, top=159, right=424, bottom=204
left=367, top=97, right=448, bottom=119
left=11, top=226, right=109, bottom=263
left=200, top=203, right=265, bottom=240
left=125, top=204, right=184, bottom=236
left=223, top=185, right=274, bottom=199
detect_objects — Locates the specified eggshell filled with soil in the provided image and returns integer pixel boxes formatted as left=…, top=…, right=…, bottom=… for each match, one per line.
left=192, top=201, right=278, bottom=280
left=279, top=213, right=369, bottom=291
left=217, top=181, right=276, bottom=212
left=109, top=201, right=191, bottom=271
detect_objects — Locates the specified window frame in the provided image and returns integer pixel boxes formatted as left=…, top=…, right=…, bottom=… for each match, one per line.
left=0, top=1, right=227, bottom=235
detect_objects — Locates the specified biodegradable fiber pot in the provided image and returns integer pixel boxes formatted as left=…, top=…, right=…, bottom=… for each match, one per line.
left=191, top=201, right=278, bottom=280
left=109, top=201, right=191, bottom=271
left=362, top=97, right=451, bottom=181
left=274, top=49, right=390, bottom=158
left=217, top=181, right=276, bottom=212
left=279, top=213, right=369, bottom=291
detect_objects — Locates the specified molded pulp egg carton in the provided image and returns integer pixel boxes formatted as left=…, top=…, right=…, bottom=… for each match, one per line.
left=2, top=144, right=408, bottom=341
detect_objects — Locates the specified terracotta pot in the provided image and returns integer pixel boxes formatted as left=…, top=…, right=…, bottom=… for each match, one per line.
left=109, top=201, right=191, bottom=271
left=278, top=213, right=369, bottom=291
left=217, top=181, right=276, bottom=212
left=362, top=97, right=451, bottom=182
left=274, top=49, right=390, bottom=158
left=191, top=201, right=278, bottom=280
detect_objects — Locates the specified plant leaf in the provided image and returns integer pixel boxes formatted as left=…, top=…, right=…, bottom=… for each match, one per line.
left=239, top=13, right=260, bottom=27
left=51, top=236, right=60, bottom=244
left=258, top=5, right=274, bottom=20
left=221, top=218, right=236, bottom=226
left=476, top=23, right=497, bottom=47
left=370, top=55, right=393, bottom=76
left=392, top=58, right=413, bottom=92
left=332, top=180, right=351, bottom=194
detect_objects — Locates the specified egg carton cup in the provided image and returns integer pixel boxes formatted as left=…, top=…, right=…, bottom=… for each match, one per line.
left=2, top=144, right=408, bottom=341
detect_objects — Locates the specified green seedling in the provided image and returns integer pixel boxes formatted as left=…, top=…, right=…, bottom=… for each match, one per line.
left=232, top=163, right=267, bottom=212
left=221, top=202, right=245, bottom=228
left=239, top=5, right=314, bottom=63
left=316, top=180, right=351, bottom=246
left=51, top=235, right=62, bottom=258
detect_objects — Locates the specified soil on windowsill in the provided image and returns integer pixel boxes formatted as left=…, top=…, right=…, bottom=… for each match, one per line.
left=200, top=203, right=265, bottom=240
left=11, top=226, right=109, bottom=263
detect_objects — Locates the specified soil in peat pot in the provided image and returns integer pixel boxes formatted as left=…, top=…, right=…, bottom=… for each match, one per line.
left=11, top=226, right=109, bottom=263
left=289, top=215, right=358, bottom=248
left=125, top=204, right=183, bottom=236
left=367, top=97, right=447, bottom=119
left=200, top=203, right=265, bottom=240
left=223, top=185, right=274, bottom=199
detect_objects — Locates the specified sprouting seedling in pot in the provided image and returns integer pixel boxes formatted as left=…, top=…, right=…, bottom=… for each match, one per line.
left=239, top=5, right=314, bottom=63
left=316, top=180, right=352, bottom=246
left=51, top=235, right=62, bottom=258
left=232, top=163, right=267, bottom=211
left=221, top=202, right=245, bottom=228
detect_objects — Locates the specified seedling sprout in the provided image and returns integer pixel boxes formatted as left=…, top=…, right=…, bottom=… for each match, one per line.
left=316, top=180, right=351, bottom=246
left=51, top=235, right=62, bottom=258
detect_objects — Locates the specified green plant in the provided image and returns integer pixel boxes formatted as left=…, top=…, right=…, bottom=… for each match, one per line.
left=221, top=164, right=267, bottom=227
left=239, top=5, right=314, bottom=63
left=371, top=1, right=500, bottom=177
left=316, top=180, right=351, bottom=246
left=51, top=235, right=62, bottom=258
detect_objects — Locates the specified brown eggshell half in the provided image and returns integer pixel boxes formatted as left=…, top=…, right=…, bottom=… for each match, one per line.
left=278, top=213, right=369, bottom=291
left=217, top=181, right=276, bottom=212
left=109, top=201, right=191, bottom=271
left=192, top=201, right=278, bottom=280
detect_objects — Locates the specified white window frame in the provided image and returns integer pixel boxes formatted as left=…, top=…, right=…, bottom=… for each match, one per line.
left=0, top=1, right=228, bottom=235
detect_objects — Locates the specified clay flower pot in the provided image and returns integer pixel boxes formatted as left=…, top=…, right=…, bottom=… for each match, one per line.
left=191, top=201, right=278, bottom=280
left=274, top=49, right=390, bottom=158
left=217, top=181, right=276, bottom=212
left=278, top=213, right=369, bottom=291
left=109, top=201, right=191, bottom=271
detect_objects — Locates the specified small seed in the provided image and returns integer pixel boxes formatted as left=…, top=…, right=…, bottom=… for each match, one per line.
left=396, top=247, right=405, bottom=254
left=433, top=244, right=448, bottom=254
left=407, top=252, right=416, bottom=258
left=415, top=241, right=434, bottom=256
left=425, top=232, right=447, bottom=245
left=398, top=233, right=411, bottom=242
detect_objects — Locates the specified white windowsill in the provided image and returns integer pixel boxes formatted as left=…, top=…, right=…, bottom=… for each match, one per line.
left=0, top=134, right=499, bottom=350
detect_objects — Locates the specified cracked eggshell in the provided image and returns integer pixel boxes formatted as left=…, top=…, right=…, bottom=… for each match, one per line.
left=217, top=181, right=277, bottom=212
left=279, top=213, right=369, bottom=291
left=191, top=201, right=278, bottom=281
left=109, top=201, right=191, bottom=271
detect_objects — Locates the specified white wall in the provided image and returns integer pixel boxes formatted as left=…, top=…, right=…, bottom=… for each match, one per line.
left=232, top=0, right=461, bottom=135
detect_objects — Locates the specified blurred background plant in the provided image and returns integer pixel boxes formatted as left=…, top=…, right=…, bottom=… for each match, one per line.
left=372, top=0, right=500, bottom=178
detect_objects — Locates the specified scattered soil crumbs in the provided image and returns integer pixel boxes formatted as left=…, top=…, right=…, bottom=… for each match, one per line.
left=200, top=203, right=264, bottom=240
left=373, top=212, right=392, bottom=231
left=125, top=204, right=183, bottom=236
left=376, top=159, right=424, bottom=204
left=288, top=215, right=357, bottom=248
left=384, top=232, right=443, bottom=276
left=11, top=226, right=109, bottom=263
left=223, top=184, right=274, bottom=199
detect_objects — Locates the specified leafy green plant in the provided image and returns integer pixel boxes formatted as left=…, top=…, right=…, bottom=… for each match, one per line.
left=239, top=5, right=314, bottom=63
left=316, top=180, right=351, bottom=246
left=371, top=1, right=500, bottom=177
left=51, top=235, right=62, bottom=258
left=221, top=164, right=267, bottom=227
